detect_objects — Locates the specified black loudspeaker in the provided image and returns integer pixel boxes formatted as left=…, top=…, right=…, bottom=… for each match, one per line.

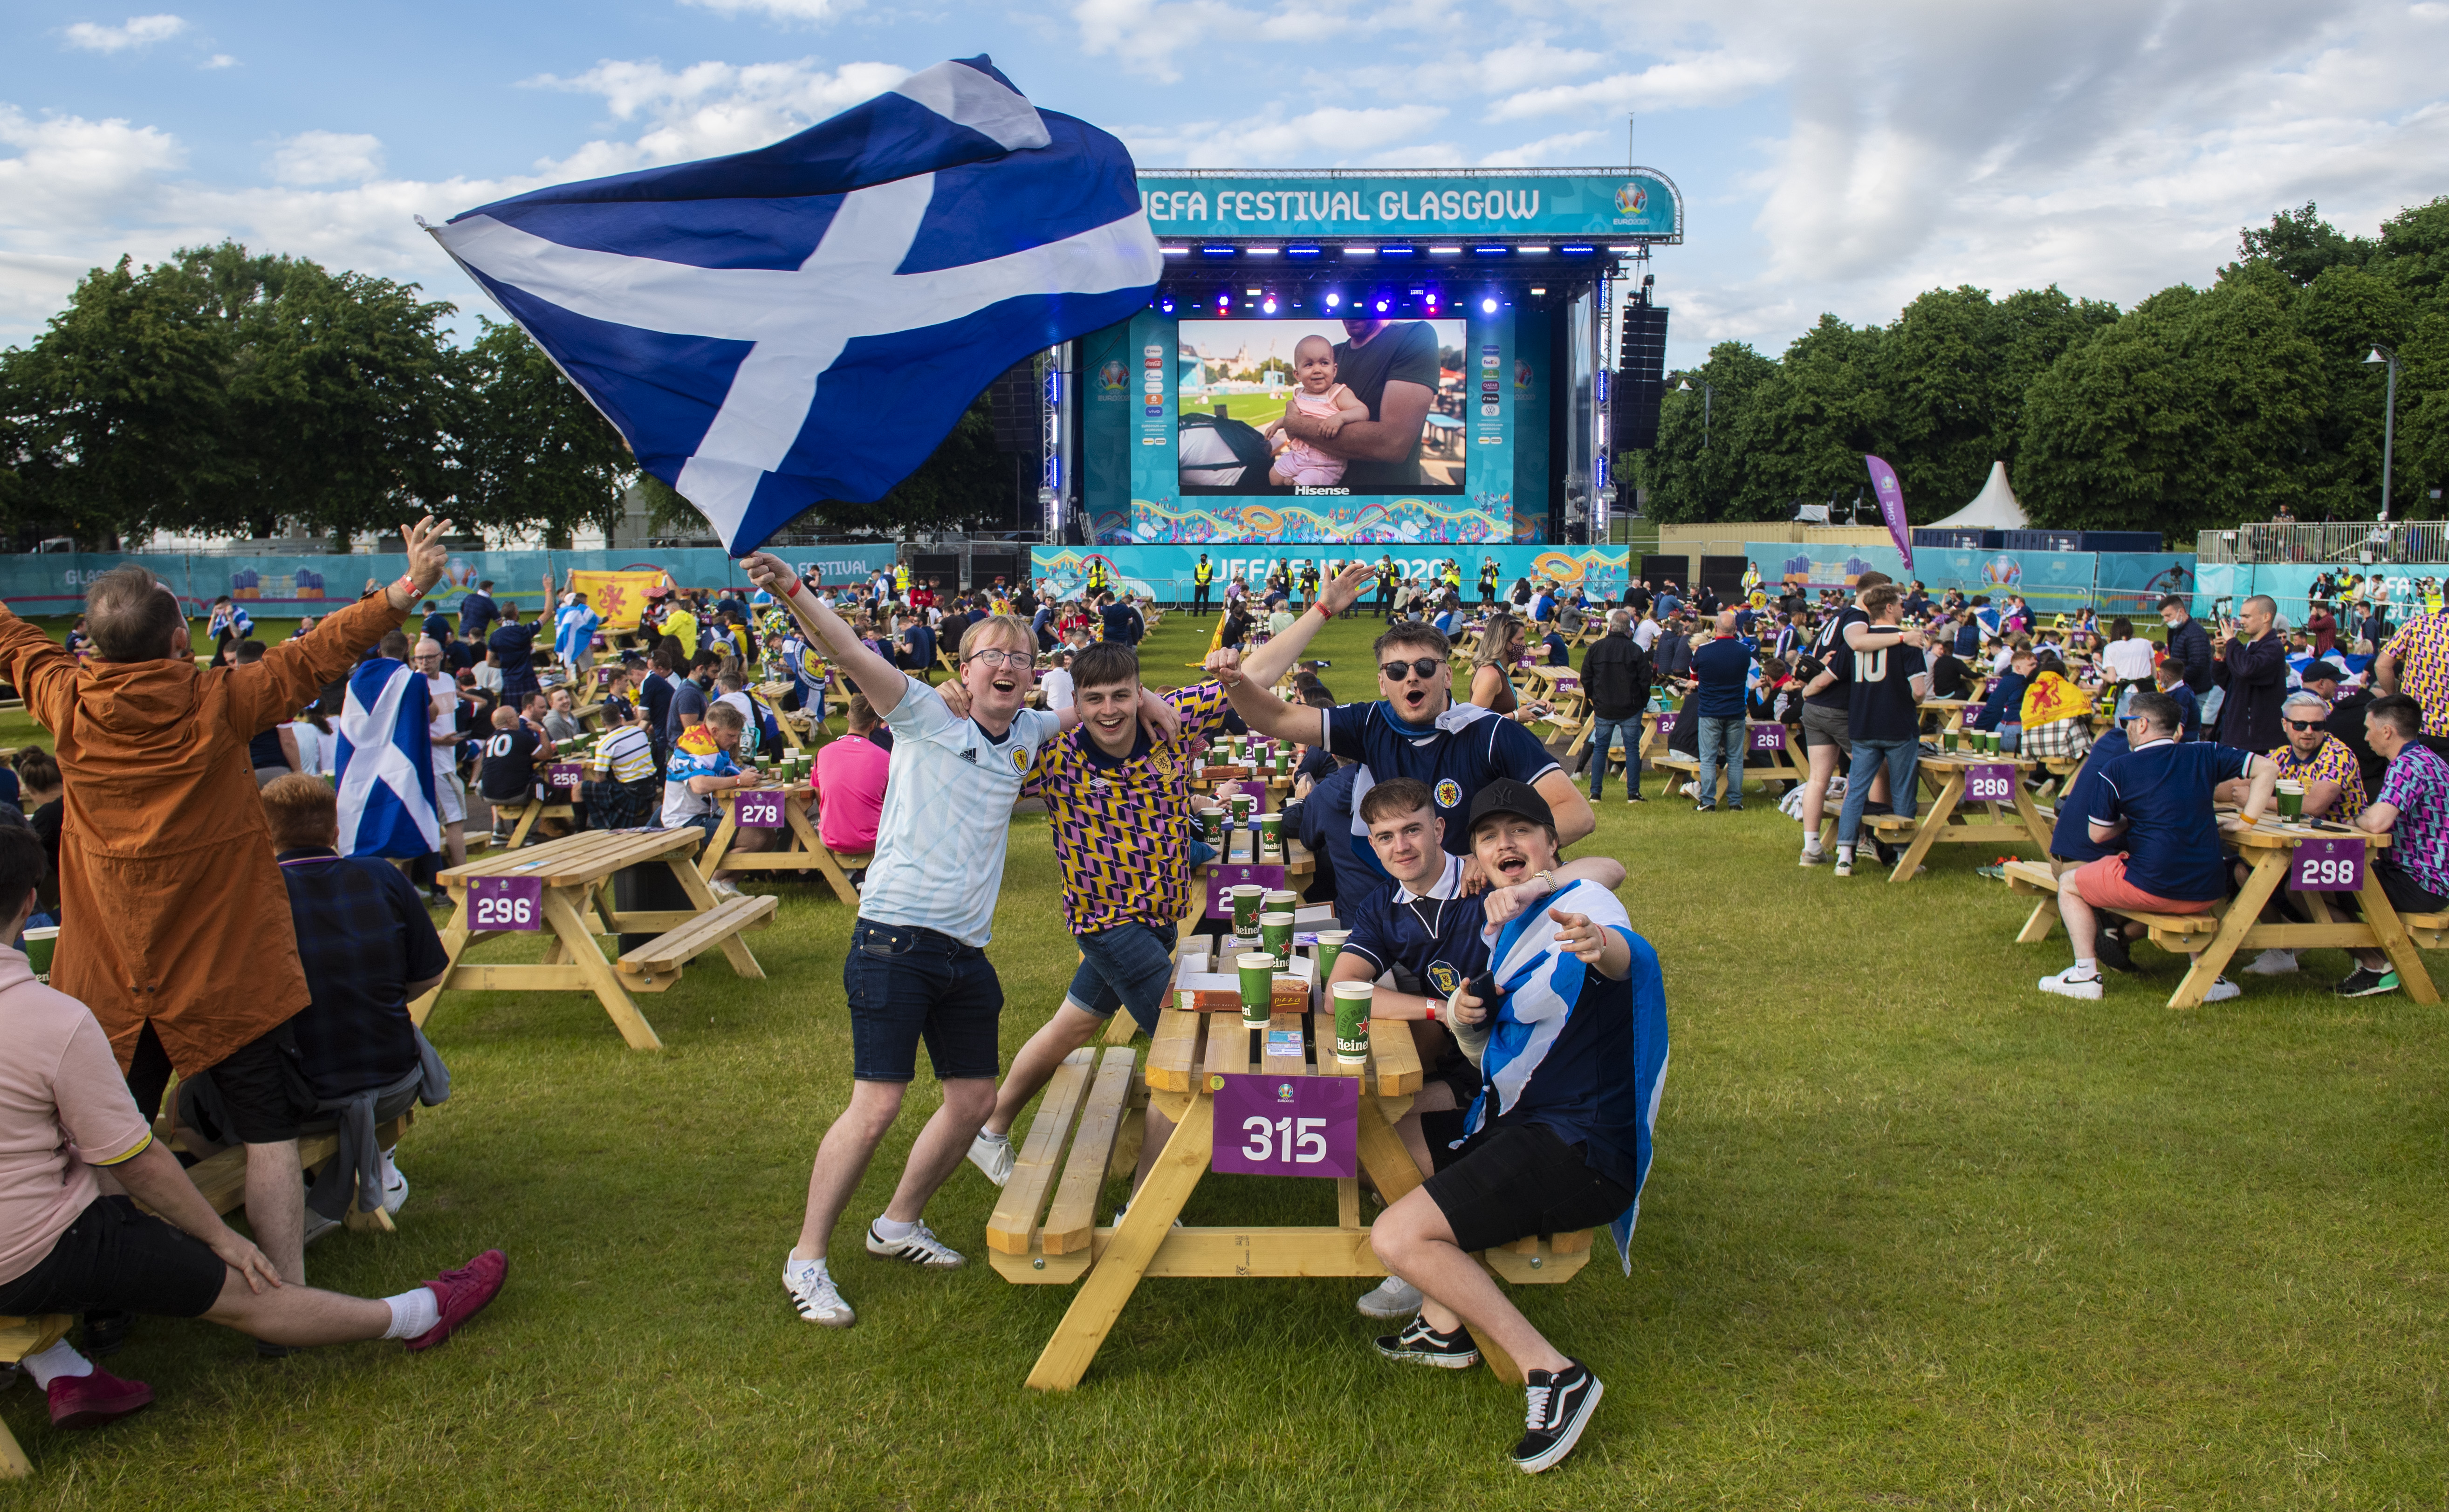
left=986, top=362, right=1042, bottom=456
left=1612, top=304, right=1669, bottom=451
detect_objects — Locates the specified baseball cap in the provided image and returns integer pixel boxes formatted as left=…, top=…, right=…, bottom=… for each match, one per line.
left=2300, top=661, right=2344, bottom=684
left=1466, top=778, right=1554, bottom=836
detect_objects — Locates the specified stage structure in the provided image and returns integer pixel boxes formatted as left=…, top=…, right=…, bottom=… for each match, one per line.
left=1038, top=168, right=1682, bottom=549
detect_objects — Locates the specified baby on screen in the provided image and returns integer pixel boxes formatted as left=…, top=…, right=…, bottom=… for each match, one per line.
left=1261, top=335, right=1371, bottom=487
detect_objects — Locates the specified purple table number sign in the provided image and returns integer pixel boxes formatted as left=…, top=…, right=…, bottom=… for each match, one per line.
left=1964, top=764, right=2017, bottom=804
left=467, top=875, right=543, bottom=932
left=1654, top=711, right=1678, bottom=736
left=2290, top=836, right=2366, bottom=893
left=1209, top=1073, right=1357, bottom=1178
left=546, top=762, right=584, bottom=792
left=1749, top=723, right=1789, bottom=753
left=736, top=788, right=787, bottom=829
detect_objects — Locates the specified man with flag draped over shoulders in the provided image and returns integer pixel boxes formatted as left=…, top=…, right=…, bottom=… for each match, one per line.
left=0, top=517, right=450, bottom=1281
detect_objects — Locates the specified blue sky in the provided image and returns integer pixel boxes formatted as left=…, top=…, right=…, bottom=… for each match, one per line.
left=2, top=0, right=2444, bottom=368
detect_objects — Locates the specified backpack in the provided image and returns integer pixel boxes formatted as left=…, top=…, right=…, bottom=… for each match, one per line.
left=1178, top=412, right=1275, bottom=490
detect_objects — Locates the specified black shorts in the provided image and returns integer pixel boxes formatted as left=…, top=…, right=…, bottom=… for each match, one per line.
left=1421, top=1121, right=1635, bottom=1254
left=0, top=1196, right=225, bottom=1320
left=2348, top=857, right=2449, bottom=917
left=128, top=1016, right=317, bottom=1144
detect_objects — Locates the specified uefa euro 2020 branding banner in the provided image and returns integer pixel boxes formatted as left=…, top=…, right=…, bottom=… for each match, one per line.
left=1749, top=542, right=2199, bottom=615
left=1133, top=171, right=1683, bottom=242
left=1033, top=544, right=1630, bottom=603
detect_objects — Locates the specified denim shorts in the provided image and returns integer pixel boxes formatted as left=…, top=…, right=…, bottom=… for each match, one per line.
left=845, top=918, right=1003, bottom=1083
left=1067, top=920, right=1179, bottom=1034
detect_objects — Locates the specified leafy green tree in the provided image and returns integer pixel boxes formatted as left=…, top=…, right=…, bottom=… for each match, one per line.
left=446, top=318, right=634, bottom=546
left=1629, top=341, right=1776, bottom=522
left=2234, top=202, right=2375, bottom=287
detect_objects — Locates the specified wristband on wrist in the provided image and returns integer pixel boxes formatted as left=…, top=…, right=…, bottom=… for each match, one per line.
left=392, top=574, right=418, bottom=601
left=1425, top=1000, right=1440, bottom=1022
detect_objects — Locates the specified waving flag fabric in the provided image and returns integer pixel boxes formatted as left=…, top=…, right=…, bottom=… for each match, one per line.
left=335, top=658, right=441, bottom=859
left=425, top=56, right=1163, bottom=554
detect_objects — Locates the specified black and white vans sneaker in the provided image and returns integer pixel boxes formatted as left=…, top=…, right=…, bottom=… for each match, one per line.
left=1512, top=1358, right=1604, bottom=1473
left=1372, top=1316, right=1481, bottom=1368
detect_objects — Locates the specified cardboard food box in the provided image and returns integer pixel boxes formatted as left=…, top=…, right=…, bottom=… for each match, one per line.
left=1171, top=949, right=1313, bottom=1013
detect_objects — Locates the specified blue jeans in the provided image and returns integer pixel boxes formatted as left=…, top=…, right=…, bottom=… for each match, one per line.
left=844, top=919, right=1003, bottom=1082
left=1586, top=716, right=1640, bottom=798
left=1067, top=920, right=1180, bottom=1035
left=1837, top=738, right=1920, bottom=849
left=1695, top=715, right=1745, bottom=807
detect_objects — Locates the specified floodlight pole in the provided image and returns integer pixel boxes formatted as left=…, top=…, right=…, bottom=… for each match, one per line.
left=2367, top=345, right=2399, bottom=520
left=1675, top=375, right=1715, bottom=448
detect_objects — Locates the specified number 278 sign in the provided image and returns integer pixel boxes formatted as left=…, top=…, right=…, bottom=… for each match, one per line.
left=1209, top=1073, right=1357, bottom=1177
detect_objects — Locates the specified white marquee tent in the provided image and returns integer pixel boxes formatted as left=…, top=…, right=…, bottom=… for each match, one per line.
left=1918, top=461, right=2029, bottom=532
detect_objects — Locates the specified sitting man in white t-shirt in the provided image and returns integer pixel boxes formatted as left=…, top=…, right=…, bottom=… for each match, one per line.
left=0, top=826, right=507, bottom=1430
left=1039, top=648, right=1076, bottom=712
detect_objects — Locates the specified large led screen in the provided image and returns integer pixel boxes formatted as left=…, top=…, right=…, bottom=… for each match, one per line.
left=1173, top=318, right=1469, bottom=497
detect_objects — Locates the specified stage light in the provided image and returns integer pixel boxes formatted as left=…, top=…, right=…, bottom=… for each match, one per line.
left=1374, top=297, right=1389, bottom=313
left=1244, top=287, right=1260, bottom=296
left=1324, top=291, right=1341, bottom=308
left=1528, top=287, right=1546, bottom=295
left=1262, top=296, right=1277, bottom=314
left=1480, top=296, right=1498, bottom=314
left=1424, top=290, right=1439, bottom=308
left=1217, top=290, right=1232, bottom=309
left=1286, top=245, right=1322, bottom=259
left=1159, top=297, right=1174, bottom=314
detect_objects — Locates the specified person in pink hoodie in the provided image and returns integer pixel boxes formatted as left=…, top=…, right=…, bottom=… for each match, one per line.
left=0, top=825, right=506, bottom=1434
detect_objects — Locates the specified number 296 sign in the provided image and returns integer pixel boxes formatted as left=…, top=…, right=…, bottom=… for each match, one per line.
left=467, top=875, right=543, bottom=931
left=1965, top=764, right=2017, bottom=803
left=1209, top=1073, right=1357, bottom=1177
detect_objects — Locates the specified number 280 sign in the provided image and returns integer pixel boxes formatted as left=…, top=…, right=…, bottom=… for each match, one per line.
left=1209, top=1073, right=1357, bottom=1177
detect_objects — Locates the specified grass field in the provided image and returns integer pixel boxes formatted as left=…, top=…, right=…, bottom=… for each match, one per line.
left=4, top=608, right=2448, bottom=1509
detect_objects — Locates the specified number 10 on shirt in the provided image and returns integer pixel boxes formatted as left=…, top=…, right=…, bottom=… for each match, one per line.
left=468, top=875, right=543, bottom=931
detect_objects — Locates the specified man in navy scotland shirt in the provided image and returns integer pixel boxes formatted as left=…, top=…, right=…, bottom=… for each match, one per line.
left=1688, top=610, right=1754, bottom=812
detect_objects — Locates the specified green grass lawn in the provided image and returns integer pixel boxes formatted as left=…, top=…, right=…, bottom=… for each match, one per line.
left=4, top=608, right=2448, bottom=1508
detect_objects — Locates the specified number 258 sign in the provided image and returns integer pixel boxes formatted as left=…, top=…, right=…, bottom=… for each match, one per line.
left=1209, top=1073, right=1357, bottom=1177
left=468, top=876, right=543, bottom=931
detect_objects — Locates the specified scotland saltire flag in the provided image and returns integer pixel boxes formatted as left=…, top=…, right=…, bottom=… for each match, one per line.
left=425, top=56, right=1163, bottom=554
left=334, top=659, right=441, bottom=860
left=1461, top=880, right=1670, bottom=1276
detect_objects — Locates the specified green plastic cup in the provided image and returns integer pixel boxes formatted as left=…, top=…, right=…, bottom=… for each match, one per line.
left=1332, top=981, right=1373, bottom=1065
left=1942, top=731, right=1959, bottom=752
left=21, top=925, right=56, bottom=979
left=2278, top=781, right=2304, bottom=820
left=1256, top=813, right=1283, bottom=855
left=1228, top=884, right=1265, bottom=939
left=1237, top=952, right=1277, bottom=1026
left=1312, top=929, right=1347, bottom=986
left=1263, top=889, right=1299, bottom=919
left=1260, top=911, right=1295, bottom=970
left=1198, top=806, right=1226, bottom=843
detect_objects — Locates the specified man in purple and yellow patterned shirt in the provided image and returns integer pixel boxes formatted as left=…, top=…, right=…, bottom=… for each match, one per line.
left=2376, top=607, right=2449, bottom=737
left=965, top=642, right=1231, bottom=1193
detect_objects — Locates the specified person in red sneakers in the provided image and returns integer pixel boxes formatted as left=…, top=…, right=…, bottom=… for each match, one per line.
left=0, top=826, right=503, bottom=1432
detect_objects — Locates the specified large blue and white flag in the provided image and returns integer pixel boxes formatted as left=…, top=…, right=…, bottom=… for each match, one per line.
left=1462, top=880, right=1670, bottom=1277
left=425, top=56, right=1162, bottom=554
left=334, top=658, right=442, bottom=860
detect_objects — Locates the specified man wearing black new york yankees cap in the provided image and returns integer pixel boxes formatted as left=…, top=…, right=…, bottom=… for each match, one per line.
left=1363, top=774, right=1672, bottom=1476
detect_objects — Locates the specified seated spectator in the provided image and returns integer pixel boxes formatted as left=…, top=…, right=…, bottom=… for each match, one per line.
left=2212, top=690, right=2371, bottom=978
left=2018, top=650, right=2093, bottom=761
left=663, top=703, right=767, bottom=893
left=1366, top=780, right=1663, bottom=1475
left=811, top=694, right=889, bottom=876
left=2151, top=652, right=2202, bottom=741
left=1039, top=648, right=1077, bottom=713
left=477, top=705, right=553, bottom=813
left=2040, top=691, right=2274, bottom=1001
left=0, top=824, right=505, bottom=1428
left=186, top=777, right=449, bottom=1262
left=16, top=747, right=62, bottom=922
left=1928, top=642, right=1973, bottom=700
left=2331, top=694, right=2449, bottom=998
left=541, top=687, right=584, bottom=745
left=1972, top=646, right=2036, bottom=751
left=579, top=712, right=660, bottom=830
left=1540, top=625, right=1571, bottom=667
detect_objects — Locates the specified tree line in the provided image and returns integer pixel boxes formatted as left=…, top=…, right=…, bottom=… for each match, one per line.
left=1633, top=198, right=2449, bottom=542
left=0, top=241, right=1010, bottom=550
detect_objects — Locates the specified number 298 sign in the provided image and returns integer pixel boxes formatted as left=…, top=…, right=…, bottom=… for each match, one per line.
left=1209, top=1073, right=1357, bottom=1177
left=2289, top=836, right=2366, bottom=893
left=467, top=875, right=543, bottom=931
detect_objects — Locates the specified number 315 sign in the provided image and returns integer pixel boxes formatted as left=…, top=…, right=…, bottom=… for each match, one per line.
left=1209, top=1073, right=1357, bottom=1177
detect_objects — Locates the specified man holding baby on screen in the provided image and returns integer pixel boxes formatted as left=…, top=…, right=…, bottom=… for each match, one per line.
left=1270, top=318, right=1440, bottom=492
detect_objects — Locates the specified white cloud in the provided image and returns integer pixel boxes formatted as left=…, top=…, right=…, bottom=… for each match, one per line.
left=201, top=52, right=235, bottom=69
left=523, top=57, right=909, bottom=177
left=678, top=0, right=858, bottom=21
left=266, top=130, right=384, bottom=186
left=61, top=14, right=188, bottom=52
left=1484, top=49, right=1788, bottom=122
left=1478, top=130, right=1603, bottom=168
left=1069, top=0, right=1252, bottom=82
left=1124, top=104, right=1448, bottom=167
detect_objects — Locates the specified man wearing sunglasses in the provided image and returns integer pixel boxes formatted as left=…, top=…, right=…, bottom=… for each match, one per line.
left=1212, top=565, right=1593, bottom=887
left=2215, top=689, right=2370, bottom=978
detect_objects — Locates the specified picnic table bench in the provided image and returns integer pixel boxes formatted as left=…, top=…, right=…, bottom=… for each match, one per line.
left=695, top=780, right=871, bottom=905
left=1816, top=750, right=2054, bottom=881
left=486, top=792, right=576, bottom=848
left=2003, top=813, right=2442, bottom=1009
left=995, top=998, right=1590, bottom=1391
left=0, top=1314, right=72, bottom=1476
left=412, top=828, right=775, bottom=1050
left=1648, top=718, right=1805, bottom=803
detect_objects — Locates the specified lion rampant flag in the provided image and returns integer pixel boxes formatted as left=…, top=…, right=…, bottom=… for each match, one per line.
left=565, top=570, right=669, bottom=631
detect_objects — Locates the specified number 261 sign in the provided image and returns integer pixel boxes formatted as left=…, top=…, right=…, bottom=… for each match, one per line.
left=468, top=875, right=543, bottom=931
left=1209, top=1074, right=1356, bottom=1177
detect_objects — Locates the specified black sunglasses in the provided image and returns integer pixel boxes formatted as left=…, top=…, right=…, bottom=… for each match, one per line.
left=2284, top=718, right=2324, bottom=732
left=1379, top=657, right=1443, bottom=682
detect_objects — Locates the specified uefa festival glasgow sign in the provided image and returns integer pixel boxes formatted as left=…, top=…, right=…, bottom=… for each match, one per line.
left=1135, top=169, right=1682, bottom=242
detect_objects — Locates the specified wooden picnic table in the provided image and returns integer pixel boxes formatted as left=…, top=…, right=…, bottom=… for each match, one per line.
left=1918, top=697, right=1980, bottom=734
left=412, top=828, right=777, bottom=1050
left=695, top=780, right=871, bottom=905
left=1646, top=716, right=1806, bottom=802
left=994, top=997, right=1590, bottom=1391
left=1824, top=749, right=2053, bottom=881
left=2007, top=813, right=2442, bottom=1010
left=1200, top=835, right=1316, bottom=876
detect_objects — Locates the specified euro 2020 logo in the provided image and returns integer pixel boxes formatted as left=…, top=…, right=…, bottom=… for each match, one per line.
left=1614, top=183, right=1647, bottom=219
left=1098, top=360, right=1126, bottom=395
